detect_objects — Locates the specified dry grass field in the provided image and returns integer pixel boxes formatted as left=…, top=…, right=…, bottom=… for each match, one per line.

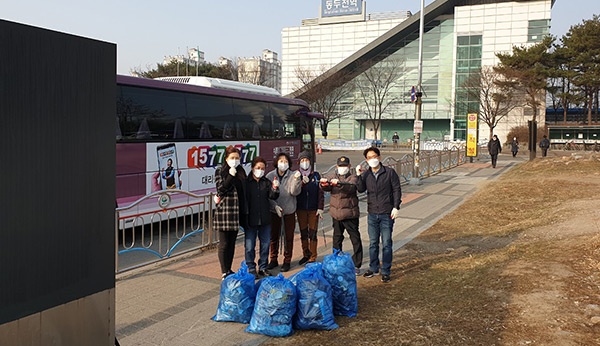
left=264, top=154, right=600, bottom=346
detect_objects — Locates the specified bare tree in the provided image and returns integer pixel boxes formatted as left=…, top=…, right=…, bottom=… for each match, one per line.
left=354, top=58, right=405, bottom=141
left=455, top=66, right=522, bottom=140
left=293, top=65, right=355, bottom=138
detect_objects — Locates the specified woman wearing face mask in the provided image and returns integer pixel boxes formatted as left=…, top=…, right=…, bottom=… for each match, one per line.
left=266, top=152, right=302, bottom=272
left=320, top=155, right=363, bottom=275
left=295, top=151, right=324, bottom=265
left=244, top=156, right=280, bottom=279
left=213, top=146, right=248, bottom=280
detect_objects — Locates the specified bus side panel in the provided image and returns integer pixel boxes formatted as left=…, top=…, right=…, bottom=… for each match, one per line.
left=116, top=143, right=147, bottom=203
left=259, top=139, right=301, bottom=167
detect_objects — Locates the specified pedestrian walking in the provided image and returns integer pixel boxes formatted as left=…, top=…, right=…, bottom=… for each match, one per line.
left=356, top=147, right=402, bottom=283
left=295, top=151, right=324, bottom=265
left=392, top=132, right=400, bottom=149
left=320, top=155, right=363, bottom=275
left=266, top=152, right=302, bottom=273
left=244, top=156, right=280, bottom=279
left=539, top=135, right=550, bottom=157
left=487, top=135, right=502, bottom=168
left=511, top=137, right=519, bottom=157
left=214, top=146, right=248, bottom=280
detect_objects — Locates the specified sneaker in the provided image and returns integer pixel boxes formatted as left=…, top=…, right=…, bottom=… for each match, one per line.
left=258, top=269, right=271, bottom=277
left=363, top=270, right=379, bottom=278
left=266, top=260, right=279, bottom=270
left=381, top=274, right=391, bottom=283
left=298, top=257, right=310, bottom=265
left=355, top=268, right=361, bottom=276
left=280, top=263, right=291, bottom=272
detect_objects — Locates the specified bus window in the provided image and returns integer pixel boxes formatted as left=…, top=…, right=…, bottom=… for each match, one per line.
left=198, top=122, right=212, bottom=139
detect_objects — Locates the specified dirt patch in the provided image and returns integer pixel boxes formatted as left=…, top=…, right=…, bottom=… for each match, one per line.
left=263, top=155, right=600, bottom=346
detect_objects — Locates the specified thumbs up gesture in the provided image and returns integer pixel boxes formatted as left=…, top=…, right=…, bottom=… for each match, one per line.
left=272, top=176, right=280, bottom=189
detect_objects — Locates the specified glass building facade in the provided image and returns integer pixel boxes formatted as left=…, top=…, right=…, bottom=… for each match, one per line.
left=284, top=0, right=553, bottom=143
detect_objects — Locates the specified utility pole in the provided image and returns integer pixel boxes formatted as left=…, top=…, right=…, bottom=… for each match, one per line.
left=410, top=0, right=425, bottom=185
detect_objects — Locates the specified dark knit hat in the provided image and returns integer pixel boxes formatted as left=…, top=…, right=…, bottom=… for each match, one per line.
left=298, top=150, right=312, bottom=162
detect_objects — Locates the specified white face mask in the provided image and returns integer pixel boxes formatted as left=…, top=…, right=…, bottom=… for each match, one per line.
left=337, top=167, right=349, bottom=175
left=253, top=169, right=265, bottom=178
left=299, top=161, right=310, bottom=170
left=367, top=158, right=380, bottom=168
left=277, top=162, right=289, bottom=172
left=227, top=159, right=240, bottom=168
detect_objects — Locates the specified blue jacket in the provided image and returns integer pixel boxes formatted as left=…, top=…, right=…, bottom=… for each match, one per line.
left=296, top=171, right=324, bottom=211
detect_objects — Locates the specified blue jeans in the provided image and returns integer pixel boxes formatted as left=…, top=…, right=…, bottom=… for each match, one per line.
left=367, top=213, right=394, bottom=275
left=244, top=224, right=271, bottom=272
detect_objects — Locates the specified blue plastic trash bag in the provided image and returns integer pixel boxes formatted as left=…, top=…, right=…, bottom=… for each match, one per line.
left=322, top=248, right=358, bottom=317
left=212, top=261, right=257, bottom=323
left=290, top=262, right=338, bottom=330
left=245, top=274, right=297, bottom=337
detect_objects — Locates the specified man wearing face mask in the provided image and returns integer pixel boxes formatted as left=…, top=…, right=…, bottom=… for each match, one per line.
left=320, top=156, right=363, bottom=275
left=356, top=147, right=402, bottom=283
left=266, top=152, right=302, bottom=272
left=295, top=151, right=324, bottom=265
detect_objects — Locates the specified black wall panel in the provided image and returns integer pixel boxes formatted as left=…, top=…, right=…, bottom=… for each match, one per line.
left=0, top=20, right=116, bottom=324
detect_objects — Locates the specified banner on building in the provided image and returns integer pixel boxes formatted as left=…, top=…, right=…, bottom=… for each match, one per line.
left=321, top=0, right=363, bottom=17
left=466, top=113, right=478, bottom=157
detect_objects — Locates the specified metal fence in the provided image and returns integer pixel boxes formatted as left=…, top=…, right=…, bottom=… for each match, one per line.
left=115, top=190, right=217, bottom=274
left=115, top=146, right=466, bottom=273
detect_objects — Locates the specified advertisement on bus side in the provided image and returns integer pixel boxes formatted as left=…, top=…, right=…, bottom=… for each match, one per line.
left=146, top=141, right=259, bottom=195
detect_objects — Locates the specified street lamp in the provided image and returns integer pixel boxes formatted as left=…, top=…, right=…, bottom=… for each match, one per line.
left=410, top=0, right=425, bottom=185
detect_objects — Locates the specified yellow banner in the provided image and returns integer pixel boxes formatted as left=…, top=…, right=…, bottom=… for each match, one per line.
left=466, top=113, right=478, bottom=157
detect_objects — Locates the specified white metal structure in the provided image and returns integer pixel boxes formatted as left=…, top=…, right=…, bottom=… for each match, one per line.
left=155, top=76, right=281, bottom=96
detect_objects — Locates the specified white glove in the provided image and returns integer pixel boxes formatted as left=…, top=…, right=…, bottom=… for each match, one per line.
left=275, top=205, right=283, bottom=218
left=229, top=166, right=237, bottom=176
left=390, top=207, right=399, bottom=220
left=294, top=171, right=302, bottom=180
left=213, top=195, right=221, bottom=205
left=319, top=178, right=328, bottom=184
left=302, top=175, right=310, bottom=184
left=330, top=178, right=339, bottom=186
left=272, top=177, right=280, bottom=188
left=316, top=209, right=324, bottom=218
left=355, top=165, right=362, bottom=175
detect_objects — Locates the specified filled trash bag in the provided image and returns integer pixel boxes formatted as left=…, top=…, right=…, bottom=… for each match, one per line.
left=212, top=261, right=257, bottom=323
left=322, top=248, right=358, bottom=317
left=245, top=274, right=297, bottom=337
left=290, top=262, right=338, bottom=330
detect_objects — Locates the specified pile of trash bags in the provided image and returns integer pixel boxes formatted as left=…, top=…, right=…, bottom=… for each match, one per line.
left=213, top=249, right=358, bottom=337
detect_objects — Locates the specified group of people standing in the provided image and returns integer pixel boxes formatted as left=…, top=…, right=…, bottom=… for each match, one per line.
left=213, top=145, right=402, bottom=284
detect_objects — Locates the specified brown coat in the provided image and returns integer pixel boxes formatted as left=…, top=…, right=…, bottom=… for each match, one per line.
left=322, top=172, right=360, bottom=221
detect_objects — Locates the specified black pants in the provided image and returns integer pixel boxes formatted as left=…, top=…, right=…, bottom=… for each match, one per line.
left=490, top=154, right=498, bottom=168
left=542, top=148, right=548, bottom=157
left=332, top=218, right=363, bottom=268
left=218, top=230, right=239, bottom=274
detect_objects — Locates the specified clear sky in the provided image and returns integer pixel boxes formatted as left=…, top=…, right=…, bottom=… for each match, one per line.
left=1, top=0, right=598, bottom=75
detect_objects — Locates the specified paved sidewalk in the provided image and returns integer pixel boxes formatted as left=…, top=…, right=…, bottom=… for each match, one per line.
left=115, top=152, right=526, bottom=346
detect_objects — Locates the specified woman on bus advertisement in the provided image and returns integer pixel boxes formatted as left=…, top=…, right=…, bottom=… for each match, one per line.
left=213, top=145, right=248, bottom=280
left=244, top=156, right=280, bottom=278
left=295, top=151, right=324, bottom=265
left=266, top=152, right=302, bottom=273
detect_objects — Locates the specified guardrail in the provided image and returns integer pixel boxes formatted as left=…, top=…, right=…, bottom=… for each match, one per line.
left=116, top=146, right=466, bottom=274
left=321, top=146, right=467, bottom=184
left=115, top=190, right=217, bottom=274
